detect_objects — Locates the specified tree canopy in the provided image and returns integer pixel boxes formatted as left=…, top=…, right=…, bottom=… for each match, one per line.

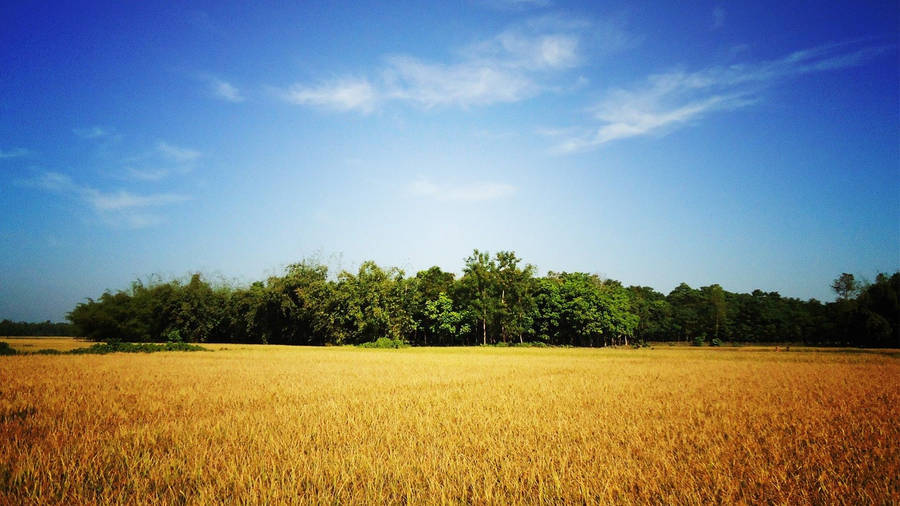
left=59, top=251, right=899, bottom=348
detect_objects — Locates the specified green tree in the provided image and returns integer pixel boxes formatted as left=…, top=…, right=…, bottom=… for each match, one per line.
left=627, top=286, right=671, bottom=342
left=461, top=250, right=496, bottom=345
left=337, top=261, right=414, bottom=344
left=701, top=284, right=728, bottom=341
left=493, top=251, right=536, bottom=344
left=831, top=273, right=859, bottom=301
left=424, top=292, right=471, bottom=345
left=412, top=266, right=456, bottom=344
left=667, top=283, right=704, bottom=342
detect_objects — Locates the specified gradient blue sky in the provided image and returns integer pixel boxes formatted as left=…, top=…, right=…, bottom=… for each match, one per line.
left=1, top=0, right=898, bottom=321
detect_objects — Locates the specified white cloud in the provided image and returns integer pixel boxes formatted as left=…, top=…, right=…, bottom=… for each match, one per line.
left=32, top=172, right=80, bottom=193
left=211, top=79, right=244, bottom=102
left=477, top=0, right=552, bottom=11
left=29, top=172, right=190, bottom=228
left=125, top=167, right=170, bottom=181
left=282, top=78, right=378, bottom=113
left=83, top=189, right=189, bottom=211
left=384, top=56, right=538, bottom=108
left=116, top=213, right=166, bottom=229
left=468, top=26, right=583, bottom=70
left=554, top=41, right=890, bottom=153
left=73, top=126, right=117, bottom=140
left=0, top=147, right=29, bottom=159
left=408, top=178, right=515, bottom=201
left=712, top=6, right=726, bottom=29
left=114, top=141, right=200, bottom=181
left=409, top=179, right=440, bottom=196
left=279, top=15, right=623, bottom=112
left=157, top=142, right=201, bottom=163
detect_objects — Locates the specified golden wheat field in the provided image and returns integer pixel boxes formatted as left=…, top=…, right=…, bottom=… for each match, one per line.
left=1, top=342, right=898, bottom=505
left=0, top=337, right=93, bottom=353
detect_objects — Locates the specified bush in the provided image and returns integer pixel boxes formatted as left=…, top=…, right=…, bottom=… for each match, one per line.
left=69, top=341, right=207, bottom=354
left=358, top=337, right=408, bottom=349
left=692, top=336, right=706, bottom=347
left=710, top=338, right=722, bottom=347
left=0, top=342, right=16, bottom=356
left=166, top=329, right=183, bottom=343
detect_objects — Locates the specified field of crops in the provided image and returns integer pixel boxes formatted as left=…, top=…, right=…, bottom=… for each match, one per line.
left=0, top=337, right=93, bottom=353
left=1, top=342, right=897, bottom=504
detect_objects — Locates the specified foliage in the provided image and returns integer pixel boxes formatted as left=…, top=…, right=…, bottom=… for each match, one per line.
left=0, top=320, right=75, bottom=336
left=68, top=341, right=208, bottom=354
left=357, top=337, right=408, bottom=349
left=166, top=329, right=183, bottom=343
left=0, top=339, right=207, bottom=355
left=55, top=251, right=900, bottom=348
left=423, top=292, right=470, bottom=345
left=711, top=338, right=722, bottom=347
left=0, top=342, right=16, bottom=355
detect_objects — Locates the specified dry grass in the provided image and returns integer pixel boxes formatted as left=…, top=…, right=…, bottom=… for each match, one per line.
left=0, top=337, right=93, bottom=353
left=1, top=343, right=897, bottom=504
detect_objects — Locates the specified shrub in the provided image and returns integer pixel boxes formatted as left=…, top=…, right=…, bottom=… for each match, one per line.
left=69, top=341, right=207, bottom=354
left=0, top=342, right=16, bottom=356
left=358, top=337, right=408, bottom=349
left=710, top=338, right=722, bottom=347
left=166, top=329, right=183, bottom=343
left=692, top=336, right=706, bottom=347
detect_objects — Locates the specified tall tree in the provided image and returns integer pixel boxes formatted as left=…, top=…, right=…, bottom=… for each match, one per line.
left=831, top=273, right=859, bottom=301
left=493, top=251, right=536, bottom=343
left=667, top=283, right=704, bottom=341
left=462, top=250, right=496, bottom=345
left=701, top=284, right=728, bottom=340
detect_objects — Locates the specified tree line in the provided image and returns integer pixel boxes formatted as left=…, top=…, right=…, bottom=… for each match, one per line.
left=62, top=250, right=899, bottom=347
left=1, top=320, right=76, bottom=337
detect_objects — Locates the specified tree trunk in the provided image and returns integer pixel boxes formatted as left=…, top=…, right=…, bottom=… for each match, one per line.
left=500, top=288, right=506, bottom=343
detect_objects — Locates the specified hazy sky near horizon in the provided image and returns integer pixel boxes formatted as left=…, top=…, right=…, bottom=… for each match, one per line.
left=1, top=1, right=898, bottom=321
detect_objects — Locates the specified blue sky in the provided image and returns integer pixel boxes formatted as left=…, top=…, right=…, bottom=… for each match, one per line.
left=1, top=0, right=898, bottom=321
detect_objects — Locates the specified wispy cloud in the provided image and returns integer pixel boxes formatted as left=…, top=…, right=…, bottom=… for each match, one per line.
left=73, top=126, right=118, bottom=140
left=477, top=0, right=552, bottom=11
left=553, top=40, right=890, bottom=153
left=712, top=6, right=726, bottom=29
left=28, top=172, right=190, bottom=228
left=157, top=142, right=201, bottom=163
left=211, top=78, right=244, bottom=102
left=124, top=167, right=171, bottom=181
left=409, top=178, right=516, bottom=201
left=114, top=141, right=201, bottom=181
left=282, top=78, right=378, bottom=113
left=383, top=56, right=538, bottom=108
left=279, top=15, right=628, bottom=112
left=84, top=189, right=188, bottom=211
left=0, top=147, right=29, bottom=159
